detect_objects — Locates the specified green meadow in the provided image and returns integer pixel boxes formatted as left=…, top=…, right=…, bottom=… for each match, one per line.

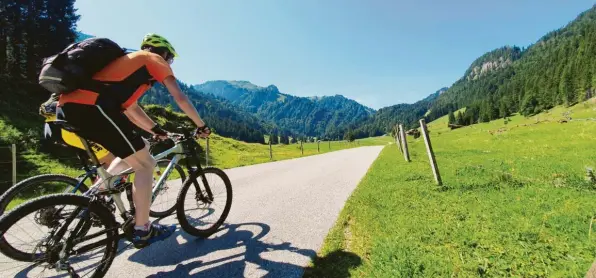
left=308, top=100, right=596, bottom=277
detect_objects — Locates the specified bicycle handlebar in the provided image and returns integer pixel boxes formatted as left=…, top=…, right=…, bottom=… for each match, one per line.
left=145, top=126, right=201, bottom=146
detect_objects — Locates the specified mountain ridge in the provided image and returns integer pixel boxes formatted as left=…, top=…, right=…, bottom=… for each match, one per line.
left=354, top=4, right=596, bottom=136
left=193, top=80, right=375, bottom=138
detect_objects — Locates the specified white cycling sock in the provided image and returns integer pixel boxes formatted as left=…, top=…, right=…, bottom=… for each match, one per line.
left=134, top=222, right=151, bottom=231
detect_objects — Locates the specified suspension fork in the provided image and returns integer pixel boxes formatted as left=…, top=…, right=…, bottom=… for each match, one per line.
left=185, top=141, right=214, bottom=202
left=185, top=169, right=213, bottom=202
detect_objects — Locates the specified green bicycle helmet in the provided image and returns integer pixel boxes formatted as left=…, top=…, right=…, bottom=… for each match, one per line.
left=140, top=33, right=178, bottom=57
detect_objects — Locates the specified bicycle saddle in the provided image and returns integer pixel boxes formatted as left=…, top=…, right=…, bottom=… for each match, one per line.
left=51, top=120, right=80, bottom=133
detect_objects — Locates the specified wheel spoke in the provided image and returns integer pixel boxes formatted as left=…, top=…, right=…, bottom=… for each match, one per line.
left=0, top=194, right=117, bottom=278
left=178, top=169, right=231, bottom=235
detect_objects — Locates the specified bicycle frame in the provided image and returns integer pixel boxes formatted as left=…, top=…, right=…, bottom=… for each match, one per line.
left=68, top=140, right=167, bottom=195
left=81, top=139, right=186, bottom=218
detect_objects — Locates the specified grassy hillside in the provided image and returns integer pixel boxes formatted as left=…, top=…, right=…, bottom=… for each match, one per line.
left=308, top=99, right=596, bottom=277
left=205, top=134, right=392, bottom=169
left=0, top=101, right=392, bottom=189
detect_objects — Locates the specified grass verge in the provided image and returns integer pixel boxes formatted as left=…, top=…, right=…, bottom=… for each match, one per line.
left=311, top=100, right=596, bottom=277
left=202, top=134, right=392, bottom=169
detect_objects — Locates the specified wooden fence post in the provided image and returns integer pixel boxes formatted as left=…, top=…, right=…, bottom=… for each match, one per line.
left=300, top=140, right=304, bottom=155
left=11, top=144, right=16, bottom=185
left=328, top=140, right=331, bottom=150
left=395, top=124, right=403, bottom=153
left=269, top=139, right=273, bottom=160
left=399, top=124, right=410, bottom=162
left=419, top=119, right=442, bottom=186
left=317, top=141, right=320, bottom=152
left=205, top=138, right=210, bottom=166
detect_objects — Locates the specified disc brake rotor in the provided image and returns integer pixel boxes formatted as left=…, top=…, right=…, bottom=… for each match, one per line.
left=34, top=206, right=60, bottom=228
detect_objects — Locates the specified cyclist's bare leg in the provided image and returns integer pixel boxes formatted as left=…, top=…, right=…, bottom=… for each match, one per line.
left=99, top=139, right=148, bottom=182
left=95, top=139, right=149, bottom=189
left=105, top=157, right=131, bottom=175
left=121, top=146, right=156, bottom=227
left=93, top=155, right=130, bottom=189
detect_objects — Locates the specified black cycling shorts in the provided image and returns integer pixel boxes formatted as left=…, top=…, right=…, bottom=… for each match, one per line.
left=59, top=103, right=145, bottom=159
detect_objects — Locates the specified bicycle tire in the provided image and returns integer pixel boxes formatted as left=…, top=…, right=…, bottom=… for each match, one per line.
left=0, top=194, right=118, bottom=278
left=176, top=167, right=232, bottom=237
left=149, top=159, right=186, bottom=218
left=0, top=174, right=87, bottom=215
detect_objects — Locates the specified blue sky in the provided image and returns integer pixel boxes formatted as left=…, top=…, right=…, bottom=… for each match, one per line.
left=75, top=0, right=595, bottom=109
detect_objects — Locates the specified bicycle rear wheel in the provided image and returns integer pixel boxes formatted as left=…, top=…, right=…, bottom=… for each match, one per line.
left=176, top=167, right=232, bottom=237
left=149, top=159, right=186, bottom=218
left=0, top=174, right=87, bottom=215
left=0, top=194, right=118, bottom=278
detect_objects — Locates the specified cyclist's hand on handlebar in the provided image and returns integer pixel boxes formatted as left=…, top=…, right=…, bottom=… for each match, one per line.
left=195, top=125, right=211, bottom=138
left=151, top=124, right=170, bottom=141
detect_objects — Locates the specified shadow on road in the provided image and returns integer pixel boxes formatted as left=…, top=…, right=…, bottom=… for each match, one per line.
left=126, top=221, right=316, bottom=277
left=302, top=250, right=362, bottom=278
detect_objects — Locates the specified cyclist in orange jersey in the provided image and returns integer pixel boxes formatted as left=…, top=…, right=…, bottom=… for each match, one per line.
left=58, top=34, right=211, bottom=248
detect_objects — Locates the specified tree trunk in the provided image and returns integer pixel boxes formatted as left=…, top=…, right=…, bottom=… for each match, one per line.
left=7, top=1, right=24, bottom=79
left=25, top=0, right=39, bottom=80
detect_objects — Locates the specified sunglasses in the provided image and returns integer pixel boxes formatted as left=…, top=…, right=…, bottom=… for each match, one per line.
left=165, top=52, right=175, bottom=65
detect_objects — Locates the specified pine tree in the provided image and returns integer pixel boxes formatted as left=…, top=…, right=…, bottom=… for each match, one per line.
left=480, top=110, right=490, bottom=123
left=2, top=0, right=78, bottom=80
left=499, top=100, right=510, bottom=118
left=0, top=1, right=14, bottom=75
left=5, top=1, right=24, bottom=77
left=559, top=66, right=576, bottom=106
left=448, top=110, right=455, bottom=124
left=489, top=97, right=499, bottom=120
left=455, top=111, right=464, bottom=125
left=45, top=0, right=79, bottom=53
left=521, top=94, right=538, bottom=116
left=344, top=129, right=355, bottom=142
left=269, top=134, right=279, bottom=144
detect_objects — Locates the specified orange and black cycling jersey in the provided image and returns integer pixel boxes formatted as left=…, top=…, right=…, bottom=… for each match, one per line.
left=59, top=50, right=174, bottom=109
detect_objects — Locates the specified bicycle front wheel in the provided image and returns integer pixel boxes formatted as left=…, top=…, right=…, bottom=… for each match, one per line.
left=176, top=167, right=232, bottom=237
left=0, top=174, right=87, bottom=215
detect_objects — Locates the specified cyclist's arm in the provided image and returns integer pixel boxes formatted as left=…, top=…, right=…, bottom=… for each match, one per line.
left=163, top=76, right=206, bottom=128
left=123, top=103, right=159, bottom=134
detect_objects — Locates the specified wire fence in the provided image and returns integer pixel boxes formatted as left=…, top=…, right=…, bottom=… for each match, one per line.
left=0, top=137, right=361, bottom=190
left=392, top=120, right=582, bottom=191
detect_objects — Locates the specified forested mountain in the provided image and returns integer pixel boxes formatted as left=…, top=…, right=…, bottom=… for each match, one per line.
left=426, top=5, right=596, bottom=126
left=5, top=0, right=596, bottom=149
left=348, top=88, right=447, bottom=138
left=349, top=4, right=596, bottom=136
left=140, top=82, right=269, bottom=143
left=193, top=80, right=375, bottom=138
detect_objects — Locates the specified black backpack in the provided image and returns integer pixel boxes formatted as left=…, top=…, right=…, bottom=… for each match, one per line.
left=38, top=38, right=127, bottom=95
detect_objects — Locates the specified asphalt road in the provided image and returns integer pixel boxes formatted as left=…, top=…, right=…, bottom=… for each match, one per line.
left=0, top=146, right=384, bottom=278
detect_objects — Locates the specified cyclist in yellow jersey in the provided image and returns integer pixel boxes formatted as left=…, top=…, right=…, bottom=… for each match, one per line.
left=40, top=95, right=116, bottom=167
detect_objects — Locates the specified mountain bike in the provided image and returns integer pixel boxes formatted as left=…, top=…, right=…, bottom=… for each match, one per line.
left=0, top=139, right=186, bottom=217
left=0, top=122, right=232, bottom=278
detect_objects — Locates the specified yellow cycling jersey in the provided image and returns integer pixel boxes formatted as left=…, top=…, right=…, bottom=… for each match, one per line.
left=44, top=115, right=110, bottom=160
